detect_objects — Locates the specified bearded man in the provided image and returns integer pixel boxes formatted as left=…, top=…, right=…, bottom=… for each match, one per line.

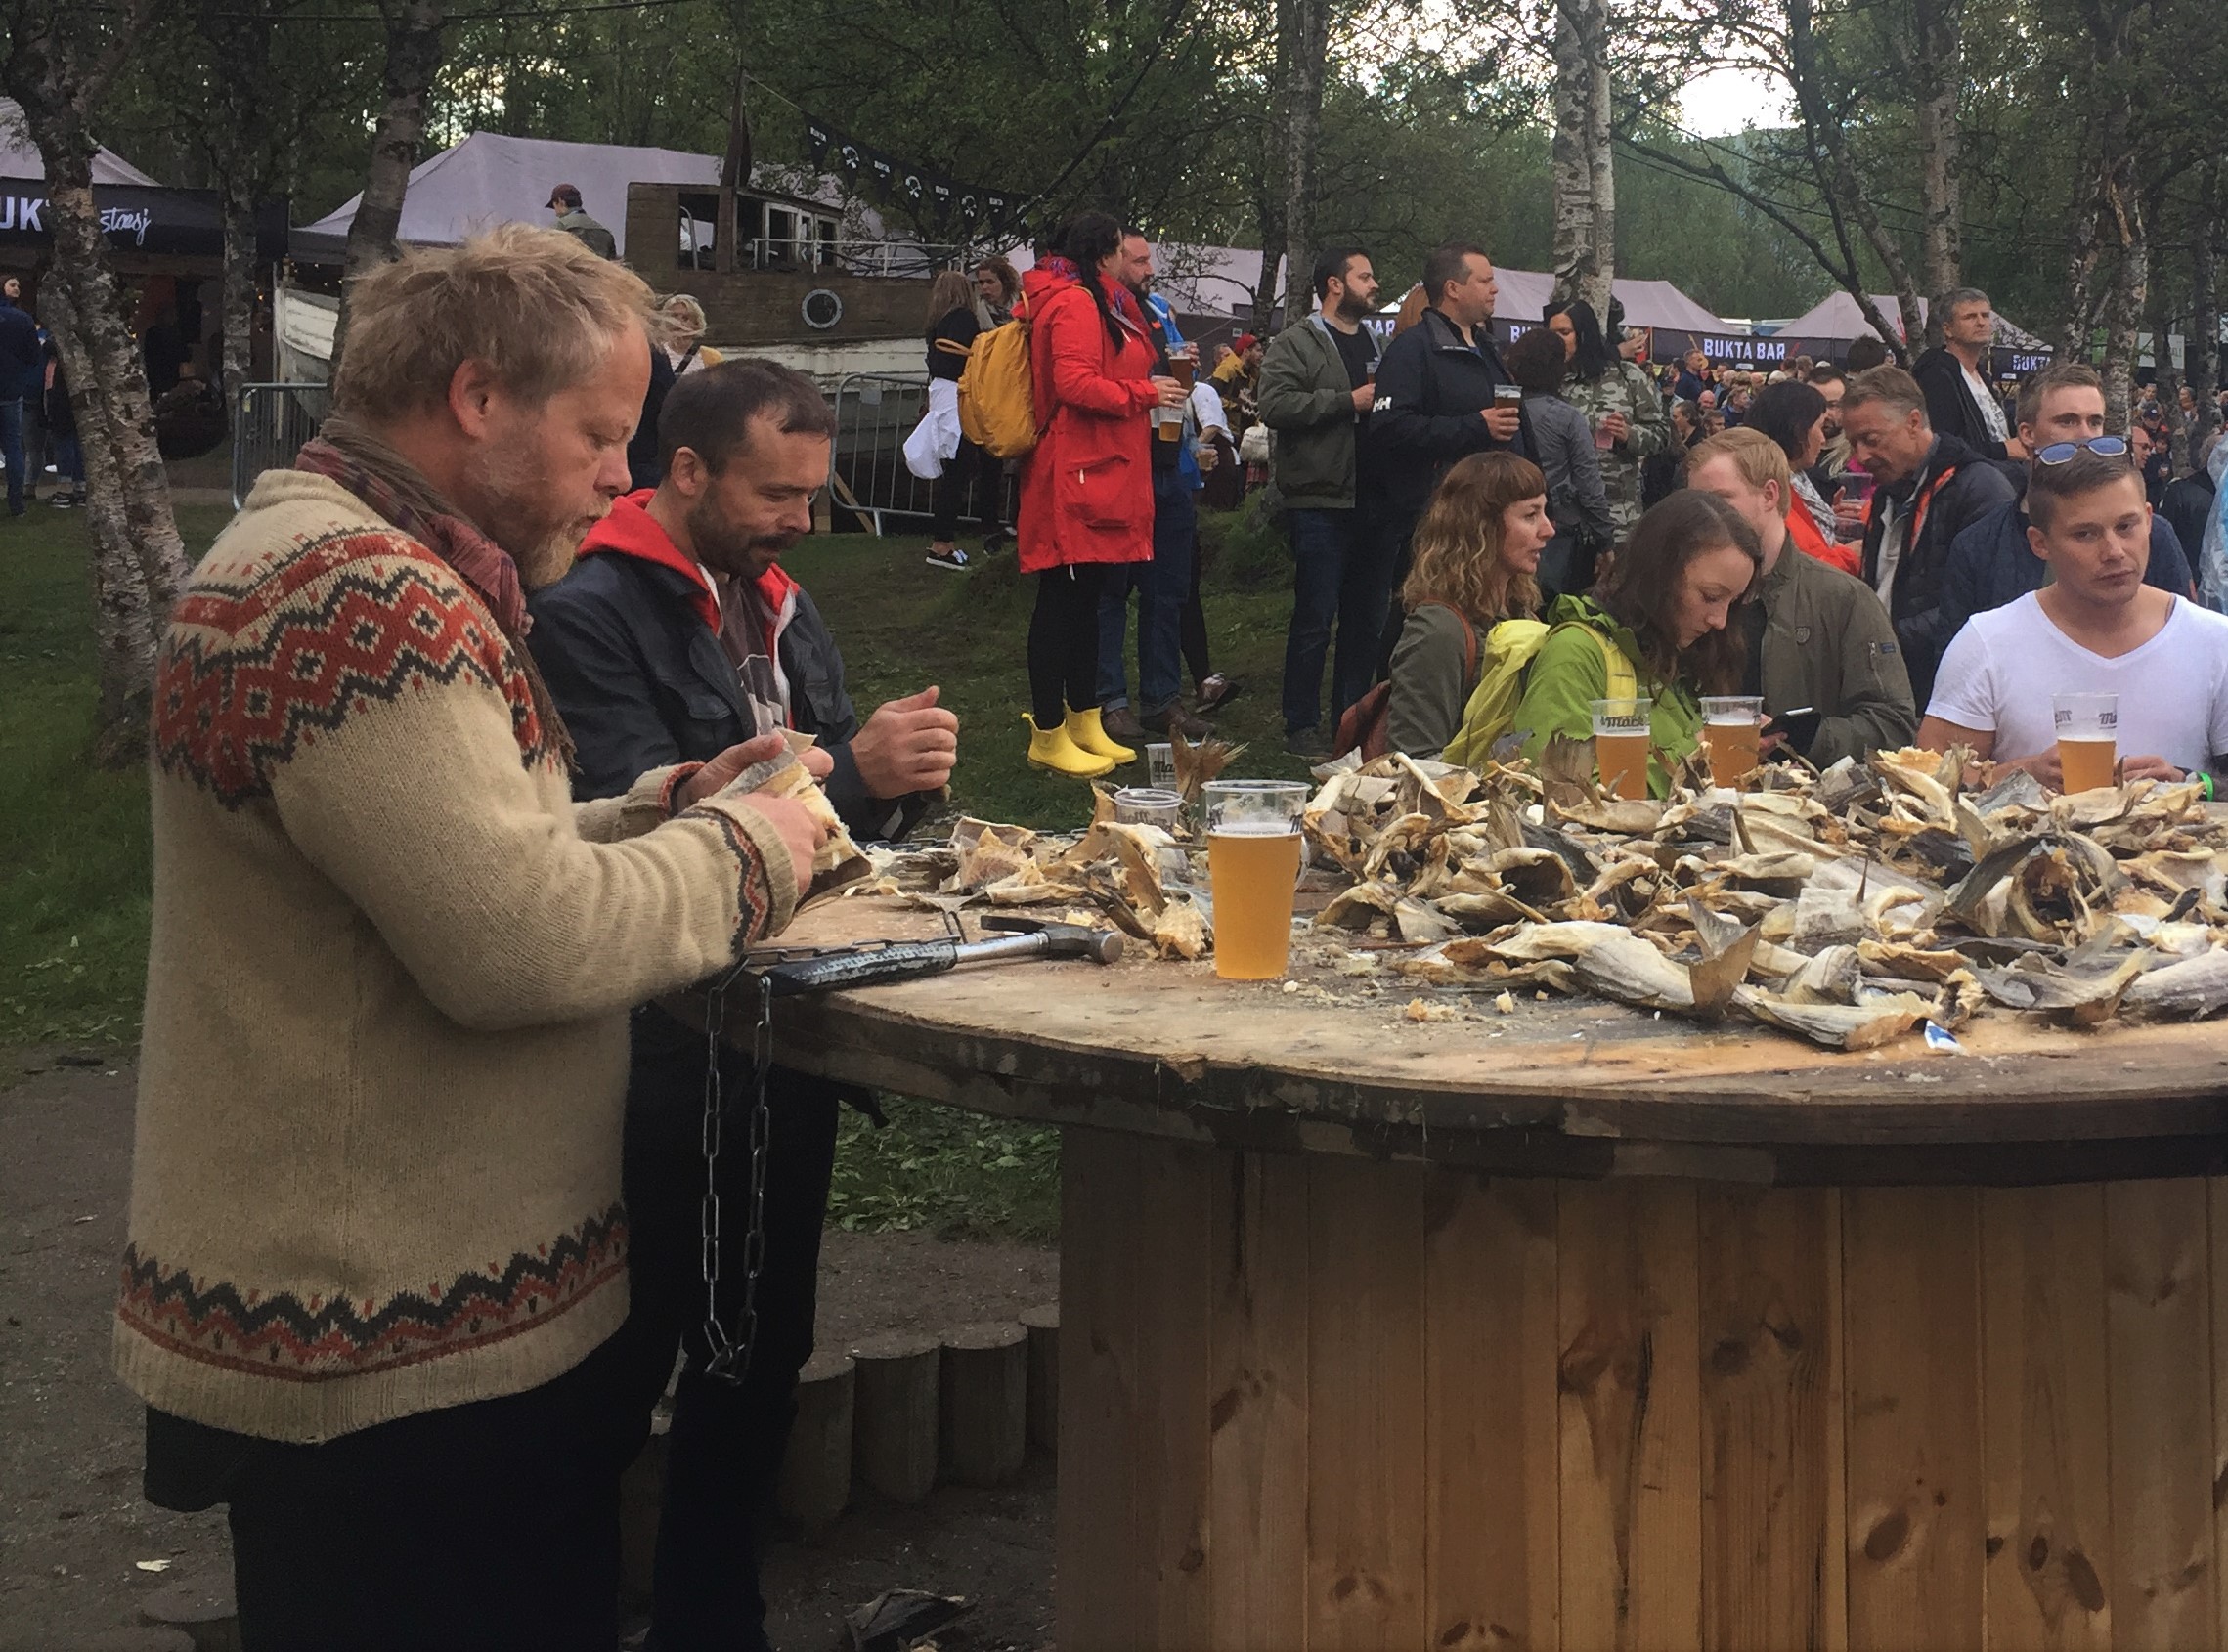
left=119, top=226, right=827, bottom=1650
left=527, top=358, right=957, bottom=1651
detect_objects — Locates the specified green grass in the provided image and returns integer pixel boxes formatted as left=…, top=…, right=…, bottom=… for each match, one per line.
left=0, top=496, right=1310, bottom=1237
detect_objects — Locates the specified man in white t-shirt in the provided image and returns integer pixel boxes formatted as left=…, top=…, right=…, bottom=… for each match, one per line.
left=1920, top=444, right=2228, bottom=788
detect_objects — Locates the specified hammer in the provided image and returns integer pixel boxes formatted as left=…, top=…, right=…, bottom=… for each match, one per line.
left=756, top=915, right=1123, bottom=998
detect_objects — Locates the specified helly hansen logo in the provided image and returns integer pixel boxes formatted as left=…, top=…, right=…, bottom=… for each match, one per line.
left=1373, top=394, right=1393, bottom=413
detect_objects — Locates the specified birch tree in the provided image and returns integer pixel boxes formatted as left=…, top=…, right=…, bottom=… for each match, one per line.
left=1549, top=0, right=1615, bottom=314
left=1276, top=0, right=1332, bottom=330
left=329, top=0, right=446, bottom=377
left=2, top=0, right=189, bottom=765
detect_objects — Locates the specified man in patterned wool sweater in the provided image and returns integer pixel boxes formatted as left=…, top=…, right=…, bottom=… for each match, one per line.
left=115, top=225, right=830, bottom=1649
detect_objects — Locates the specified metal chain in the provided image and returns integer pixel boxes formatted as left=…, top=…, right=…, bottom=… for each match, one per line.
left=699, top=970, right=775, bottom=1384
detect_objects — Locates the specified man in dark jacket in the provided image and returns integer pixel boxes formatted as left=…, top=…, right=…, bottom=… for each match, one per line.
left=0, top=282, right=41, bottom=516
left=1911, top=286, right=2024, bottom=466
left=1843, top=364, right=2019, bottom=706
left=547, top=182, right=618, bottom=259
left=2163, top=430, right=2220, bottom=561
left=1367, top=241, right=1528, bottom=674
left=528, top=360, right=956, bottom=1652
left=1256, top=244, right=1382, bottom=753
left=1940, top=361, right=2194, bottom=645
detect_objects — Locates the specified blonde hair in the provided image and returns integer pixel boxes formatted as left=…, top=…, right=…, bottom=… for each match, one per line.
left=1401, top=452, right=1549, bottom=624
left=925, top=270, right=975, bottom=330
left=1685, top=426, right=1793, bottom=518
left=334, top=224, right=664, bottom=420
left=663, top=292, right=709, bottom=339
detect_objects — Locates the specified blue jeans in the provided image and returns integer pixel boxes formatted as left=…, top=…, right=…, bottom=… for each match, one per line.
left=52, top=432, right=82, bottom=488
left=1282, top=506, right=1396, bottom=735
left=0, top=398, right=22, bottom=512
left=1097, top=470, right=1197, bottom=715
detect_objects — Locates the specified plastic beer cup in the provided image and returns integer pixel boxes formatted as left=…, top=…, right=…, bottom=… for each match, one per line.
left=1205, top=780, right=1309, bottom=980
left=2054, top=693, right=2119, bottom=793
left=1699, top=695, right=1766, bottom=788
left=1158, top=349, right=1196, bottom=443
left=1589, top=696, right=1655, bottom=802
left=1145, top=742, right=1177, bottom=790
left=1114, top=787, right=1184, bottom=831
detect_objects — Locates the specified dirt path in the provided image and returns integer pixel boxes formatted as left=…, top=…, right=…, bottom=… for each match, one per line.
left=0, top=1052, right=1057, bottom=1651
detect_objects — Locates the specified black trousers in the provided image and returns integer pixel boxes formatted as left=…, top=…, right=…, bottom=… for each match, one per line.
left=617, top=1003, right=843, bottom=1652
left=147, top=1329, right=640, bottom=1652
left=1027, top=562, right=1112, bottom=730
left=1181, top=524, right=1213, bottom=688
left=931, top=435, right=995, bottom=542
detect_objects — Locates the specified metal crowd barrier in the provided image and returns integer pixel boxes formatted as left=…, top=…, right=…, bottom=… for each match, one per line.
left=232, top=381, right=331, bottom=508
left=825, top=371, right=1016, bottom=536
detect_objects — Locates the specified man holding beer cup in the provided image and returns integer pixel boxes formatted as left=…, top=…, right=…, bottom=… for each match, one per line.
left=1918, top=442, right=2228, bottom=792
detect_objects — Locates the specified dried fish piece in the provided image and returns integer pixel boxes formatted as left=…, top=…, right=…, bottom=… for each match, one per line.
left=1151, top=899, right=1209, bottom=960
left=1733, top=984, right=1932, bottom=1050
left=1481, top=921, right=1697, bottom=1012
left=2126, top=950, right=2228, bottom=1019
left=1871, top=747, right=1962, bottom=826
left=1973, top=952, right=2146, bottom=1026
left=1394, top=899, right=1457, bottom=944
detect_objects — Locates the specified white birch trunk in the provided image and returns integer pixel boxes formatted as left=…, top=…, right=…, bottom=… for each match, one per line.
left=329, top=0, right=445, bottom=377
left=2191, top=176, right=2219, bottom=452
left=1550, top=0, right=1615, bottom=315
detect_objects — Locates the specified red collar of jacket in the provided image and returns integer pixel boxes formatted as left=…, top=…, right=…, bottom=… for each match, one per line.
left=576, top=490, right=800, bottom=646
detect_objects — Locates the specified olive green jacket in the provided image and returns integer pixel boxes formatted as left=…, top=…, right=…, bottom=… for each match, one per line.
left=1255, top=316, right=1377, bottom=510
left=1758, top=537, right=1916, bottom=767
left=1515, top=595, right=1700, bottom=798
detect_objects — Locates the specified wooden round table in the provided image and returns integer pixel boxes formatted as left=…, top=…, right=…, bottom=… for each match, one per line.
left=737, top=897, right=2228, bottom=1652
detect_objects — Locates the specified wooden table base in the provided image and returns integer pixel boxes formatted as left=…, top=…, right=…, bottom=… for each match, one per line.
left=1055, top=1125, right=2228, bottom=1652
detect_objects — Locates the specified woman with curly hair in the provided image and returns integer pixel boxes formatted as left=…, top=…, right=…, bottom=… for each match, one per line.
left=1384, top=451, right=1554, bottom=758
left=1513, top=490, right=1762, bottom=796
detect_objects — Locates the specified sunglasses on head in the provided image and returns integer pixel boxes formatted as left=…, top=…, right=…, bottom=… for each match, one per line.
left=2035, top=435, right=2129, bottom=465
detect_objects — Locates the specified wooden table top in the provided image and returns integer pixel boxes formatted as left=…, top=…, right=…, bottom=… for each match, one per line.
left=720, top=894, right=2228, bottom=1185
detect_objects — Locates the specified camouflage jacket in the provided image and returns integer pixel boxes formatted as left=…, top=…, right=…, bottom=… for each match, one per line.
left=1558, top=361, right=1672, bottom=540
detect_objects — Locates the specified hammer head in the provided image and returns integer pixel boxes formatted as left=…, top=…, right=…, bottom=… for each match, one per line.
left=982, top=914, right=1124, bottom=964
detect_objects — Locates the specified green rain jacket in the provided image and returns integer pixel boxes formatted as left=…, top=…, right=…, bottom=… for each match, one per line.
left=1515, top=594, right=1701, bottom=798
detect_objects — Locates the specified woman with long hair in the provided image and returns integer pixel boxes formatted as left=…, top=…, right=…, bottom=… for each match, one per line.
left=1385, top=452, right=1554, bottom=758
left=916, top=268, right=991, bottom=571
left=1543, top=297, right=1671, bottom=546
left=973, top=255, right=1021, bottom=326
left=1502, top=326, right=1612, bottom=597
left=1745, top=378, right=1857, bottom=573
left=1016, top=210, right=1187, bottom=777
left=1513, top=490, right=1763, bottom=796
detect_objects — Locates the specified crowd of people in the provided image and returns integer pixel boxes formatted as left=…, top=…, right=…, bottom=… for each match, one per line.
left=992, top=226, right=2228, bottom=797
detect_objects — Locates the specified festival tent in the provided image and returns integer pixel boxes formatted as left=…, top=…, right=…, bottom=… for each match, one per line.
left=0, top=99, right=159, bottom=186
left=1776, top=289, right=2053, bottom=373
left=293, top=131, right=723, bottom=261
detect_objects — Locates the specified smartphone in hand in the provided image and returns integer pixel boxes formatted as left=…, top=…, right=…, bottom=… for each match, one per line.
left=1761, top=707, right=1822, bottom=757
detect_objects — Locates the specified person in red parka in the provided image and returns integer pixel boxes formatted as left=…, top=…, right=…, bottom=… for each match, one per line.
left=1017, top=210, right=1187, bottom=777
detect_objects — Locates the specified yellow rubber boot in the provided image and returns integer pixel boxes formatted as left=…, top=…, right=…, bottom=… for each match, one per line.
left=1064, top=705, right=1137, bottom=764
left=1026, top=714, right=1115, bottom=778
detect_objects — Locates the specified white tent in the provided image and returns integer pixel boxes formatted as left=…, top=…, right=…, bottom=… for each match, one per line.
left=1075, top=241, right=1730, bottom=334
left=294, top=131, right=721, bottom=259
left=1777, top=289, right=2049, bottom=353
left=0, top=99, right=159, bottom=185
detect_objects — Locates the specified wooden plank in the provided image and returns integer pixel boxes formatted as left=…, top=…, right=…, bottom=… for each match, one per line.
left=1697, top=1186, right=1842, bottom=1652
left=1208, top=1148, right=1311, bottom=1651
left=1556, top=1178, right=1703, bottom=1651
left=1307, top=1153, right=1429, bottom=1651
left=2105, top=1177, right=2217, bottom=1651
left=1977, top=1185, right=2112, bottom=1652
left=1130, top=1138, right=1217, bottom=1651
left=1842, top=1187, right=1986, bottom=1652
left=1823, top=1191, right=1850, bottom=1652
left=1055, top=1126, right=1144, bottom=1652
left=1423, top=1172, right=1559, bottom=1652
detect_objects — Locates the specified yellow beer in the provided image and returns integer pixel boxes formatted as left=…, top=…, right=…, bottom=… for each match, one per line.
left=1702, top=720, right=1761, bottom=786
left=2058, top=736, right=2117, bottom=794
left=1209, top=825, right=1304, bottom=979
left=2052, top=693, right=2119, bottom=795
left=1595, top=731, right=1652, bottom=801
left=1699, top=695, right=1765, bottom=788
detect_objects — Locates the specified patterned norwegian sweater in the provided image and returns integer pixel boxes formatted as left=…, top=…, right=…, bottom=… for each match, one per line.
left=115, top=469, right=799, bottom=1444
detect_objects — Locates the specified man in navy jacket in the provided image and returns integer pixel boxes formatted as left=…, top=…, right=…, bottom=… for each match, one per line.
left=529, top=359, right=955, bottom=1651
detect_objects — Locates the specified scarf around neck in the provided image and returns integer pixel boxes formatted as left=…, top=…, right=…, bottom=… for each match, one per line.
left=294, top=413, right=574, bottom=771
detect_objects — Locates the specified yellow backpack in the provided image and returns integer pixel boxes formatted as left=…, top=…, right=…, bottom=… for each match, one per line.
left=957, top=293, right=1037, bottom=459
left=1441, top=619, right=1638, bottom=769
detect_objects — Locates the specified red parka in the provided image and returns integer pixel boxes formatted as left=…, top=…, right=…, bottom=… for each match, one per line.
left=1016, top=262, right=1159, bottom=575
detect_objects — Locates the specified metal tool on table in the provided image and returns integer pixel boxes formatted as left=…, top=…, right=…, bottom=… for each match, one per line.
left=754, top=914, right=1123, bottom=997
left=697, top=914, right=1118, bottom=1385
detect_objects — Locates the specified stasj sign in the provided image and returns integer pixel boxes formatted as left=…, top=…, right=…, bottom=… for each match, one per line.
left=0, top=179, right=287, bottom=260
